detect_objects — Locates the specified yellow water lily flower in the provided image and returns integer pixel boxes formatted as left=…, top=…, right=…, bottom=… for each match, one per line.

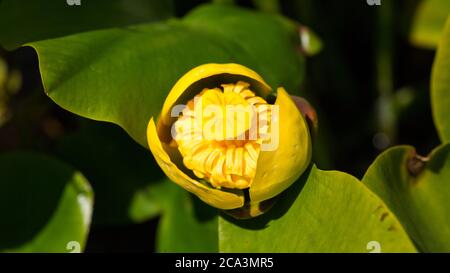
left=147, top=63, right=313, bottom=218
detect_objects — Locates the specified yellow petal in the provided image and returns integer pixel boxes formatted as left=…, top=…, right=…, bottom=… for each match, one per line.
left=249, top=87, right=312, bottom=203
left=147, top=118, right=244, bottom=209
left=160, top=63, right=272, bottom=128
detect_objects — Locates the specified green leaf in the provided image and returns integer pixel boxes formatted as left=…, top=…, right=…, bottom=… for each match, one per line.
left=157, top=183, right=218, bottom=253
left=409, top=0, right=450, bottom=49
left=183, top=5, right=305, bottom=91
left=29, top=4, right=305, bottom=147
left=362, top=144, right=450, bottom=252
left=0, top=0, right=174, bottom=50
left=56, top=120, right=167, bottom=227
left=0, top=152, right=93, bottom=253
left=431, top=16, right=450, bottom=142
left=220, top=166, right=416, bottom=253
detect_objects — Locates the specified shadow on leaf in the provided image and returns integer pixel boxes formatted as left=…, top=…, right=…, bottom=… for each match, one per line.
left=220, top=165, right=312, bottom=230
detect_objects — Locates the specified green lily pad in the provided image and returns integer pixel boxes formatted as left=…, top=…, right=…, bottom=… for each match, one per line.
left=409, top=0, right=450, bottom=49
left=56, top=120, right=167, bottom=227
left=220, top=166, right=416, bottom=253
left=0, top=152, right=93, bottom=253
left=362, top=144, right=450, bottom=252
left=182, top=4, right=305, bottom=91
left=29, top=4, right=305, bottom=147
left=431, top=16, right=450, bottom=142
left=157, top=182, right=218, bottom=252
left=0, top=0, right=174, bottom=50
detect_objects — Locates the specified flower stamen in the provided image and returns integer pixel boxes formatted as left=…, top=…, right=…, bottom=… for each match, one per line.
left=173, top=81, right=271, bottom=189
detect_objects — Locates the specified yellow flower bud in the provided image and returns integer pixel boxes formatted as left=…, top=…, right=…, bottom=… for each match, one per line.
left=147, top=63, right=312, bottom=218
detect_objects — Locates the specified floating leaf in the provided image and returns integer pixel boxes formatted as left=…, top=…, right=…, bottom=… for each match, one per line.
left=410, top=0, right=450, bottom=49
left=0, top=153, right=93, bottom=253
left=0, top=0, right=174, bottom=49
left=362, top=144, right=450, bottom=252
left=29, top=4, right=305, bottom=147
left=431, top=15, right=450, bottom=142
left=220, top=166, right=416, bottom=252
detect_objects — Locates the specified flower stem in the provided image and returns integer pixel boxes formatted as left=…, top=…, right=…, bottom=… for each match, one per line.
left=375, top=0, right=397, bottom=148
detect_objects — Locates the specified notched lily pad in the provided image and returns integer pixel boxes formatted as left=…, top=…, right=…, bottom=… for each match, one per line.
left=362, top=144, right=450, bottom=252
left=28, top=4, right=307, bottom=147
